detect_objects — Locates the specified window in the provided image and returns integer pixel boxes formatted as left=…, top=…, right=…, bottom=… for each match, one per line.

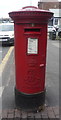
left=55, top=18, right=58, bottom=25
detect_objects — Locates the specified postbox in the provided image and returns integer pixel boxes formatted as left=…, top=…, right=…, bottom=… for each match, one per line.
left=9, top=6, right=53, bottom=110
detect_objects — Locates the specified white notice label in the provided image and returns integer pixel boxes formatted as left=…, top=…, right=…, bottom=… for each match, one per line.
left=28, top=38, right=38, bottom=54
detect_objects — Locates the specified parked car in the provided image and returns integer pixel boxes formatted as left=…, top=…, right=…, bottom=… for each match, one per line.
left=48, top=25, right=56, bottom=33
left=54, top=25, right=59, bottom=31
left=0, top=23, right=14, bottom=45
left=48, top=26, right=56, bottom=40
left=58, top=25, right=61, bottom=38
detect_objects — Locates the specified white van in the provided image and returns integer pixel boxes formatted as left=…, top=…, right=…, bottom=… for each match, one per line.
left=0, top=23, right=14, bottom=45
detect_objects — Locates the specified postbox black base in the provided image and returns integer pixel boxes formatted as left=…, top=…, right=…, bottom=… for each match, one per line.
left=15, top=88, right=45, bottom=111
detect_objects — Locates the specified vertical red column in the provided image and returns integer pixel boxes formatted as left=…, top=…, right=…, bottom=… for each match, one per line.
left=9, top=6, right=53, bottom=110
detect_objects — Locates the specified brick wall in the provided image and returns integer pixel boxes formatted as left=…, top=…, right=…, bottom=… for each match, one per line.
left=38, top=2, right=61, bottom=10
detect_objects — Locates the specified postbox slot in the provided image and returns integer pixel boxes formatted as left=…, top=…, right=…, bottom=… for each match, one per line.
left=24, top=28, right=40, bottom=32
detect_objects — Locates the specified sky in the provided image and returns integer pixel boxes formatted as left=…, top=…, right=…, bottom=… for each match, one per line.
left=0, top=0, right=39, bottom=18
left=0, top=0, right=61, bottom=18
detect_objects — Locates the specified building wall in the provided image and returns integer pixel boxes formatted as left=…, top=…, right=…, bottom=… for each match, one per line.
left=38, top=2, right=61, bottom=10
left=38, top=2, right=61, bottom=26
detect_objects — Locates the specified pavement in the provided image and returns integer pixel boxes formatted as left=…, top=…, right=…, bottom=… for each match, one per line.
left=0, top=40, right=60, bottom=120
left=1, top=106, right=59, bottom=119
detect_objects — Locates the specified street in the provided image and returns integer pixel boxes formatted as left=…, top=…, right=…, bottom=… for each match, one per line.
left=46, top=40, right=59, bottom=106
left=0, top=39, right=60, bottom=119
left=0, top=46, right=10, bottom=64
left=2, top=46, right=10, bottom=60
left=0, top=45, right=15, bottom=109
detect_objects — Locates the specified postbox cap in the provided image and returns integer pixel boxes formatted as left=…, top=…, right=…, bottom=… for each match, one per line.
left=9, top=6, right=53, bottom=23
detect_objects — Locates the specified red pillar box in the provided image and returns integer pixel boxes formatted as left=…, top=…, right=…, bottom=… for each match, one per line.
left=9, top=6, right=53, bottom=110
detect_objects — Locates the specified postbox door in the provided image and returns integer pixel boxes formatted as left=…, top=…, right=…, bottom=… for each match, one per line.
left=22, top=27, right=47, bottom=94
left=15, top=25, right=47, bottom=94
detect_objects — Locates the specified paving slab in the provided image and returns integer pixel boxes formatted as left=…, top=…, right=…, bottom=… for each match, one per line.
left=1, top=106, right=59, bottom=120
